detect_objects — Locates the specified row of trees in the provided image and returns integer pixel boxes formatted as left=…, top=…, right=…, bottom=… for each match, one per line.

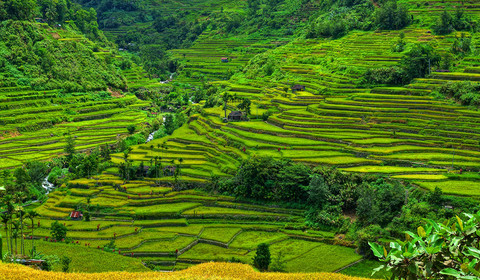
left=0, top=194, right=39, bottom=259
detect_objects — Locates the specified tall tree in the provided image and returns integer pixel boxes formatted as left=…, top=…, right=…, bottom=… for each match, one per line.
left=222, top=92, right=231, bottom=119
left=26, top=210, right=39, bottom=254
left=64, top=133, right=76, bottom=165
left=253, top=243, right=271, bottom=271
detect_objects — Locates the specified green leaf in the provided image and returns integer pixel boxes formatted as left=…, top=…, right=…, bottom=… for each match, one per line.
left=369, top=242, right=386, bottom=259
left=417, top=226, right=426, bottom=238
left=457, top=215, right=464, bottom=231
left=440, top=268, right=463, bottom=277
left=371, top=264, right=385, bottom=276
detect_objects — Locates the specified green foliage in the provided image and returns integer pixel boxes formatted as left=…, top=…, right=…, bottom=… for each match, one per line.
left=370, top=212, right=480, bottom=279
left=0, top=19, right=125, bottom=91
left=50, top=221, right=68, bottom=241
left=253, top=243, right=271, bottom=271
left=0, top=0, right=37, bottom=21
left=375, top=1, right=411, bottom=30
left=306, top=2, right=374, bottom=39
left=127, top=124, right=136, bottom=135
left=231, top=156, right=311, bottom=203
left=356, top=179, right=405, bottom=227
left=61, top=256, right=71, bottom=272
left=451, top=33, right=474, bottom=56
left=392, top=32, right=406, bottom=52
left=401, top=43, right=441, bottom=79
left=363, top=66, right=409, bottom=86
left=64, top=134, right=76, bottom=163
left=433, top=8, right=476, bottom=35
left=439, top=81, right=480, bottom=107
left=237, top=98, right=251, bottom=116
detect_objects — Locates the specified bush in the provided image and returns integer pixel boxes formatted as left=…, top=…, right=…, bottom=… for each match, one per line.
left=363, top=66, right=410, bottom=85
left=370, top=212, right=480, bottom=279
left=61, top=256, right=71, bottom=272
left=127, top=124, right=136, bottom=134
left=439, top=81, right=480, bottom=107
left=253, top=243, right=270, bottom=271
left=50, top=221, right=68, bottom=241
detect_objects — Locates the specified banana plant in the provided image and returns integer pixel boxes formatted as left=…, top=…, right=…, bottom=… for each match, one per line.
left=370, top=212, right=480, bottom=279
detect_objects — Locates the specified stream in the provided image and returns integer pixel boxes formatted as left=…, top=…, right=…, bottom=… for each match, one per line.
left=41, top=176, right=55, bottom=195
left=146, top=116, right=166, bottom=144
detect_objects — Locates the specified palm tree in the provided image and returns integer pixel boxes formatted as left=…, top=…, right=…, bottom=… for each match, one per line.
left=0, top=213, right=10, bottom=256
left=123, top=147, right=132, bottom=182
left=222, top=92, right=231, bottom=119
left=26, top=210, right=39, bottom=254
left=14, top=192, right=26, bottom=255
left=11, top=219, right=19, bottom=255
left=2, top=195, right=14, bottom=254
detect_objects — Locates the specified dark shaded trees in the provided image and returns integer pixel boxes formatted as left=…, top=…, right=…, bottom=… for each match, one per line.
left=375, top=0, right=411, bottom=30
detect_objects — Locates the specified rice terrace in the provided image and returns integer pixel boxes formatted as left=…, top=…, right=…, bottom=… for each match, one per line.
left=2, top=0, right=480, bottom=279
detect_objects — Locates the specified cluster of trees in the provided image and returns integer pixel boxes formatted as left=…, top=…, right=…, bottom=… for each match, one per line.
left=118, top=145, right=184, bottom=185
left=306, top=0, right=410, bottom=39
left=363, top=43, right=441, bottom=85
left=0, top=194, right=40, bottom=260
left=210, top=156, right=479, bottom=259
left=433, top=8, right=477, bottom=35
left=0, top=0, right=103, bottom=40
left=439, top=81, right=480, bottom=107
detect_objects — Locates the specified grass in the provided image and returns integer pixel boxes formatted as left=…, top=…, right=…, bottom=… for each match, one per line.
left=229, top=231, right=288, bottom=249
left=340, top=260, right=390, bottom=279
left=130, top=236, right=196, bottom=252
left=179, top=243, right=253, bottom=262
left=183, top=206, right=288, bottom=217
left=415, top=180, right=480, bottom=196
left=1, top=240, right=148, bottom=273
left=132, top=203, right=202, bottom=216
left=199, top=227, right=242, bottom=243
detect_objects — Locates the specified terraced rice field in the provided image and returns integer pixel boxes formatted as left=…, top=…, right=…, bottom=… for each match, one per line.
left=116, top=26, right=480, bottom=198
left=0, top=28, right=163, bottom=169
left=30, top=173, right=358, bottom=272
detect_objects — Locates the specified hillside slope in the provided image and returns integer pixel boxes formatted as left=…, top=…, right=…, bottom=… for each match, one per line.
left=0, top=18, right=162, bottom=169
left=118, top=2, right=480, bottom=198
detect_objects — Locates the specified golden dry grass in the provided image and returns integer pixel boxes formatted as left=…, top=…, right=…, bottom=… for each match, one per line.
left=0, top=262, right=373, bottom=280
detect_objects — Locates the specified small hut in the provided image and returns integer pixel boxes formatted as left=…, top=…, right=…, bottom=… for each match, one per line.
left=228, top=111, right=244, bottom=122
left=70, top=211, right=83, bottom=221
left=291, top=85, right=306, bottom=92
left=221, top=57, right=229, bottom=63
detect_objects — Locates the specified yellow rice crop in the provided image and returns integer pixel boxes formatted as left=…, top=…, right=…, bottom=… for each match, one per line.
left=0, top=262, right=373, bottom=280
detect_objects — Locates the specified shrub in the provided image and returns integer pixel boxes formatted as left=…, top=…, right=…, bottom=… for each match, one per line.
left=50, top=221, right=68, bottom=241
left=370, top=212, right=480, bottom=279
left=127, top=124, right=136, bottom=135
left=61, top=256, right=71, bottom=272
left=439, top=81, right=480, bottom=107
left=363, top=66, right=410, bottom=85
left=253, top=243, right=271, bottom=271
